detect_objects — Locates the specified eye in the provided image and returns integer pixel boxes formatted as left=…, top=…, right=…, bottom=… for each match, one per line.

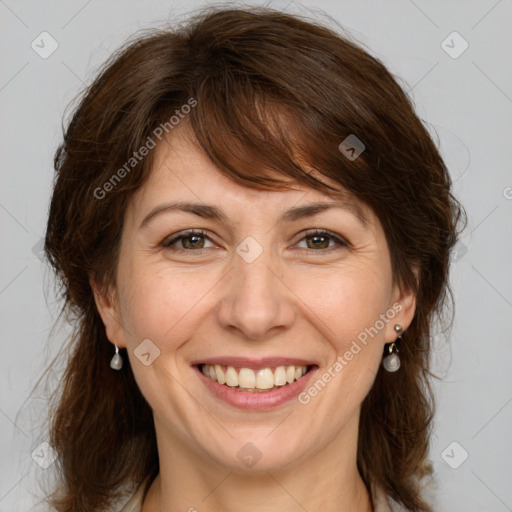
left=295, top=229, right=349, bottom=252
left=161, top=230, right=216, bottom=251
left=161, top=228, right=349, bottom=254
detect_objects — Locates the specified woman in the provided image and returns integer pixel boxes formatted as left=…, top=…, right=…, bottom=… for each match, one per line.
left=43, top=6, right=462, bottom=512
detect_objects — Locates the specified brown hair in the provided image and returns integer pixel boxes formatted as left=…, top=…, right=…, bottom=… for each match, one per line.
left=44, top=6, right=463, bottom=511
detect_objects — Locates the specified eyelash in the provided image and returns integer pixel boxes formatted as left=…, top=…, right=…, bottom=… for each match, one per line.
left=161, top=229, right=349, bottom=254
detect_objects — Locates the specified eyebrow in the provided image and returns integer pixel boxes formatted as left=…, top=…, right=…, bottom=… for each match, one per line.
left=139, top=200, right=368, bottom=229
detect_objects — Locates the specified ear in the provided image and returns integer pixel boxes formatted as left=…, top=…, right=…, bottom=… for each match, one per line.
left=90, top=277, right=126, bottom=348
left=384, top=271, right=418, bottom=343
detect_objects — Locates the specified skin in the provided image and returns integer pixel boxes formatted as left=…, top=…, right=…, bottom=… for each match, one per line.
left=93, top=128, right=416, bottom=512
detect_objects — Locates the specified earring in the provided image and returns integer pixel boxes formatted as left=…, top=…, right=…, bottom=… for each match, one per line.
left=382, top=324, right=403, bottom=372
left=110, top=343, right=123, bottom=370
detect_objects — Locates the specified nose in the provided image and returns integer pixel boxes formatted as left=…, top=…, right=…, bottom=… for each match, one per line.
left=216, top=245, right=296, bottom=341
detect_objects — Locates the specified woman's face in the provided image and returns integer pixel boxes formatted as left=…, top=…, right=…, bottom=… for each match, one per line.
left=95, top=129, right=415, bottom=473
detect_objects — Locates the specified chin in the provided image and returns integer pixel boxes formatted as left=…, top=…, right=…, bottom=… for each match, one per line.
left=196, top=427, right=311, bottom=474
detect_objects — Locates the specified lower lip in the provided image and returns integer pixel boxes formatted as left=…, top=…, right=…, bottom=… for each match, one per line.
left=194, top=365, right=318, bottom=410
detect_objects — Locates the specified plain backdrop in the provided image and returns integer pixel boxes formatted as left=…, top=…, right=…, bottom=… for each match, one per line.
left=1, top=1, right=511, bottom=510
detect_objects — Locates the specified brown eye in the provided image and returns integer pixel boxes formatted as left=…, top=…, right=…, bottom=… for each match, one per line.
left=162, top=230, right=213, bottom=251
left=297, top=229, right=348, bottom=251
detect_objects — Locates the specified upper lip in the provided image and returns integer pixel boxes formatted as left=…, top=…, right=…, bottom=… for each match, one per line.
left=191, top=356, right=317, bottom=370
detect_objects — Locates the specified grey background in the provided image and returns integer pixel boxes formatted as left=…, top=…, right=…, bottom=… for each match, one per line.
left=1, top=0, right=511, bottom=510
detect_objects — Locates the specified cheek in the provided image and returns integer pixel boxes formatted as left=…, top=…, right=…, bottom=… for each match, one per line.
left=294, top=268, right=393, bottom=423
left=292, top=262, right=393, bottom=352
left=115, top=265, right=211, bottom=417
left=117, top=261, right=216, bottom=348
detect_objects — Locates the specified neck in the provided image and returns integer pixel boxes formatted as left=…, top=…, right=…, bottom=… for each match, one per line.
left=142, top=415, right=372, bottom=512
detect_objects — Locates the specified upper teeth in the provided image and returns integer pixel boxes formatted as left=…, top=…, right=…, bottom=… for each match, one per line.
left=201, top=364, right=308, bottom=390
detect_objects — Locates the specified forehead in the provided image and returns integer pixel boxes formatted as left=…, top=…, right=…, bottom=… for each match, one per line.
left=128, top=128, right=373, bottom=227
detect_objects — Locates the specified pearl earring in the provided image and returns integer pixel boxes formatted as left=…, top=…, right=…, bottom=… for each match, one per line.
left=110, top=343, right=123, bottom=370
left=382, top=324, right=403, bottom=372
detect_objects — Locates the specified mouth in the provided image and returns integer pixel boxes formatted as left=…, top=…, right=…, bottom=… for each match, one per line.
left=197, top=363, right=316, bottom=393
left=191, top=356, right=319, bottom=409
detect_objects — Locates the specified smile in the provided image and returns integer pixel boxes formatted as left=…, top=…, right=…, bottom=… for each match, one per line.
left=200, top=363, right=311, bottom=392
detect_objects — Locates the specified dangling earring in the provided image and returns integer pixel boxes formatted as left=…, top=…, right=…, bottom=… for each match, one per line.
left=110, top=343, right=123, bottom=370
left=382, top=324, right=403, bottom=372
